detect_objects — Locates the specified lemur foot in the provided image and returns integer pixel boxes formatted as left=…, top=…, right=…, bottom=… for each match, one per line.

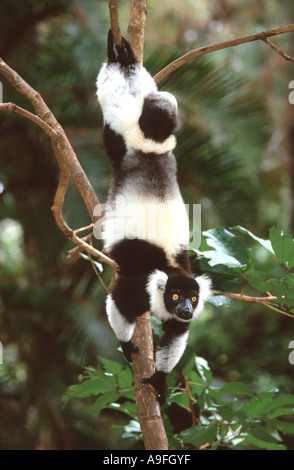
left=121, top=340, right=139, bottom=362
left=141, top=370, right=168, bottom=405
left=107, top=29, right=137, bottom=66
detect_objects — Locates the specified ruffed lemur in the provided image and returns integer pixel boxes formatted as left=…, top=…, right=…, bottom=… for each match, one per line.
left=96, top=30, right=212, bottom=404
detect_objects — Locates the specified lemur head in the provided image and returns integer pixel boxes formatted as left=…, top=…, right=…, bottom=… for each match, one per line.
left=147, top=270, right=212, bottom=323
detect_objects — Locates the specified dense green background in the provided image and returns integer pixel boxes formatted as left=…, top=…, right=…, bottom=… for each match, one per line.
left=0, top=0, right=293, bottom=450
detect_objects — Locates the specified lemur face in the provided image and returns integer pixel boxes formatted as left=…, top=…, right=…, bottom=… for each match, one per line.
left=163, top=276, right=199, bottom=321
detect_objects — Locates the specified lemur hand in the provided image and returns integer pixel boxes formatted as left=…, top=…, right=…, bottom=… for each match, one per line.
left=121, top=340, right=139, bottom=362
left=141, top=370, right=168, bottom=405
left=107, top=29, right=137, bottom=67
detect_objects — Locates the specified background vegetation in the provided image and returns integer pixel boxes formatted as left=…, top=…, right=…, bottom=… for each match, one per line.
left=0, top=0, right=293, bottom=450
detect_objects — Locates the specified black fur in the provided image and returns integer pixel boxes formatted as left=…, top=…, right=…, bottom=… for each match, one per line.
left=159, top=319, right=190, bottom=348
left=112, top=150, right=178, bottom=200
left=110, top=238, right=169, bottom=275
left=141, top=371, right=168, bottom=405
left=103, top=124, right=127, bottom=165
left=107, top=30, right=137, bottom=67
left=139, top=92, right=177, bottom=143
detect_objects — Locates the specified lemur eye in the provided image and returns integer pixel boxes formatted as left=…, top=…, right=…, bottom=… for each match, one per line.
left=191, top=296, right=197, bottom=303
left=172, top=293, right=179, bottom=301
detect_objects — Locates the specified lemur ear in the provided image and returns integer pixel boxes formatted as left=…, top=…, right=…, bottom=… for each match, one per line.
left=107, top=29, right=119, bottom=62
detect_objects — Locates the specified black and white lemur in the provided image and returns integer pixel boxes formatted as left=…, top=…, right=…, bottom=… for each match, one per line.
left=96, top=31, right=212, bottom=404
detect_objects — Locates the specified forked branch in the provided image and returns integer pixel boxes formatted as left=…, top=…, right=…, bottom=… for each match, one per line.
left=154, top=24, right=294, bottom=83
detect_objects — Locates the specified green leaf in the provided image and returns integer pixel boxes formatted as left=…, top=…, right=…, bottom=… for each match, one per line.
left=269, top=227, right=294, bottom=269
left=240, top=394, right=294, bottom=420
left=180, top=424, right=218, bottom=448
left=202, top=228, right=248, bottom=268
left=262, top=394, right=294, bottom=415
left=117, top=367, right=134, bottom=390
left=66, top=376, right=115, bottom=398
left=267, top=407, right=294, bottom=420
left=244, top=427, right=286, bottom=450
left=245, top=269, right=267, bottom=289
left=108, top=401, right=138, bottom=419
left=188, top=370, right=206, bottom=396
left=220, top=381, right=253, bottom=398
left=195, top=356, right=213, bottom=385
left=88, top=392, right=118, bottom=417
left=98, top=356, right=124, bottom=375
left=257, top=278, right=294, bottom=307
left=272, top=419, right=294, bottom=435
left=233, top=225, right=274, bottom=253
left=122, top=420, right=141, bottom=440
left=213, top=404, right=235, bottom=421
left=170, top=392, right=190, bottom=410
left=181, top=345, right=198, bottom=375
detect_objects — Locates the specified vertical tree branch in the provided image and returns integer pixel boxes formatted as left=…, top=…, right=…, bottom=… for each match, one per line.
left=127, top=0, right=148, bottom=64
left=126, top=0, right=169, bottom=450
left=109, top=0, right=121, bottom=45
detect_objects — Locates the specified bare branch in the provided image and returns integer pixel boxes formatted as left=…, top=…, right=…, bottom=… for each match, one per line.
left=214, top=291, right=278, bottom=304
left=127, top=0, right=169, bottom=451
left=154, top=24, right=294, bottom=84
left=109, top=0, right=121, bottom=45
left=0, top=56, right=101, bottom=220
left=263, top=37, right=294, bottom=63
left=260, top=302, right=294, bottom=319
left=127, top=0, right=148, bottom=64
left=0, top=102, right=56, bottom=137
left=214, top=290, right=294, bottom=319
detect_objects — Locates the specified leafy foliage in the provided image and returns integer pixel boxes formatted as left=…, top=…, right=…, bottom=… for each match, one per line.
left=65, top=351, right=294, bottom=450
left=65, top=226, right=294, bottom=449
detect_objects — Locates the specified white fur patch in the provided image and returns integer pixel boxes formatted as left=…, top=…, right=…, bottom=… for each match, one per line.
left=96, top=62, right=177, bottom=154
left=102, top=192, right=190, bottom=264
left=155, top=331, right=189, bottom=373
left=193, top=275, right=213, bottom=319
left=125, top=128, right=176, bottom=155
left=146, top=270, right=171, bottom=322
left=96, top=62, right=156, bottom=138
left=106, top=294, right=135, bottom=342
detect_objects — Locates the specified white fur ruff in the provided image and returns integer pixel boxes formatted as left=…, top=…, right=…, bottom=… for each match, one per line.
left=192, top=275, right=213, bottom=319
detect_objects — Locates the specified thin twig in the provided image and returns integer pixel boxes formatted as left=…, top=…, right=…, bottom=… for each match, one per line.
left=71, top=227, right=118, bottom=270
left=82, top=252, right=110, bottom=294
left=184, top=375, right=197, bottom=426
left=0, top=102, right=56, bottom=137
left=260, top=302, right=294, bottom=319
left=154, top=24, right=294, bottom=83
left=214, top=290, right=294, bottom=319
left=262, top=37, right=294, bottom=63
left=213, top=291, right=277, bottom=303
